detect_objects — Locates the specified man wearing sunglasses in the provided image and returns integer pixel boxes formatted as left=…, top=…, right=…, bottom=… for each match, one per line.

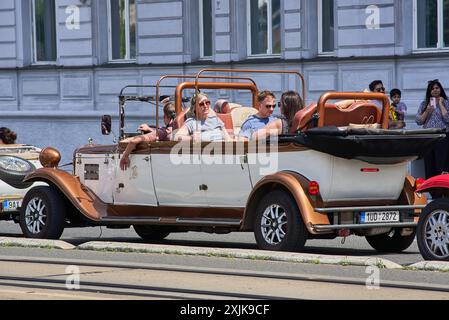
left=239, top=90, right=277, bottom=140
left=369, top=80, right=387, bottom=111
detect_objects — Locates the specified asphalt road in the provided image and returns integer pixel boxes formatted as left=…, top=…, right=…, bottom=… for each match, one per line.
left=0, top=220, right=423, bottom=266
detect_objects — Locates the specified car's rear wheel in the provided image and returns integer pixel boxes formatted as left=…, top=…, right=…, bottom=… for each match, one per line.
left=417, top=199, right=449, bottom=261
left=365, top=228, right=415, bottom=253
left=19, top=186, right=66, bottom=239
left=133, top=225, right=171, bottom=241
left=253, top=190, right=307, bottom=252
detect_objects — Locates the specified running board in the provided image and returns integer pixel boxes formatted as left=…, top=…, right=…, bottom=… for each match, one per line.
left=101, top=216, right=241, bottom=227
left=313, top=222, right=417, bottom=231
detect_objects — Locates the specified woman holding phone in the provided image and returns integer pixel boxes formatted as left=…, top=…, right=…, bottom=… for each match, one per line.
left=416, top=79, right=449, bottom=183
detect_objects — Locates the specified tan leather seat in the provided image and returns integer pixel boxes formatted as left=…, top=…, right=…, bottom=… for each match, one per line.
left=291, top=102, right=381, bottom=133
left=216, top=112, right=234, bottom=136
left=230, top=107, right=258, bottom=135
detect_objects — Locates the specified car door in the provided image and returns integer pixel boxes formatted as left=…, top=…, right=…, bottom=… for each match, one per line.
left=151, top=141, right=208, bottom=207
left=200, top=141, right=252, bottom=208
left=113, top=150, right=158, bottom=206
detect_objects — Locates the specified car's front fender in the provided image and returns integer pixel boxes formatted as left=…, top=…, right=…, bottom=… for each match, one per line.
left=416, top=174, right=449, bottom=196
left=24, top=168, right=109, bottom=222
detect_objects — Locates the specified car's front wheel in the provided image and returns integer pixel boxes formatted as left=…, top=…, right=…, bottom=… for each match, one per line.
left=19, top=186, right=66, bottom=239
left=417, top=198, right=449, bottom=261
left=133, top=225, right=171, bottom=241
left=365, top=228, right=415, bottom=253
left=253, top=190, right=307, bottom=252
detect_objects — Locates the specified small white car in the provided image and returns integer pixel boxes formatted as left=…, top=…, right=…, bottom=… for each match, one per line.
left=0, top=144, right=42, bottom=222
left=19, top=69, right=445, bottom=253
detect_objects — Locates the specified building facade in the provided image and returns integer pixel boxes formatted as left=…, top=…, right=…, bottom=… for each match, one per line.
left=0, top=0, right=448, bottom=168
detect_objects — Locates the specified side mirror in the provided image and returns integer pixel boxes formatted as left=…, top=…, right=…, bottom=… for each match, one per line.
left=101, top=115, right=112, bottom=135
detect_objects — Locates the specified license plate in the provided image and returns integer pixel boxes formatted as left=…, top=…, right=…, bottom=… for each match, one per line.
left=2, top=200, right=22, bottom=212
left=360, top=211, right=400, bottom=223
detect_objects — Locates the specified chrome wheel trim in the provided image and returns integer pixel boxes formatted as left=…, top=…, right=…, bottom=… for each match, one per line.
left=424, top=209, right=449, bottom=259
left=24, top=197, right=47, bottom=234
left=261, top=204, right=287, bottom=245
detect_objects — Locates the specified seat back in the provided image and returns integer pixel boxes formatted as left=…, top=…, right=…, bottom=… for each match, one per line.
left=291, top=102, right=381, bottom=133
left=230, top=107, right=258, bottom=135
left=216, top=112, right=235, bottom=136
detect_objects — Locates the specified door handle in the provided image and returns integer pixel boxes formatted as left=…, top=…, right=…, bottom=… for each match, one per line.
left=199, top=184, right=208, bottom=191
left=143, top=156, right=150, bottom=162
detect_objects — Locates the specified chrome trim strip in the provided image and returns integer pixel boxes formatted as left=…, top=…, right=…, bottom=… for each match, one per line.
left=315, top=205, right=425, bottom=213
left=101, top=217, right=161, bottom=224
left=100, top=217, right=241, bottom=226
left=313, top=222, right=417, bottom=230
left=176, top=218, right=242, bottom=226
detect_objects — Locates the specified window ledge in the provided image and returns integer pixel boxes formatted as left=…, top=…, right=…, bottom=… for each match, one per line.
left=32, top=61, right=58, bottom=66
left=108, top=59, right=137, bottom=64
left=247, top=54, right=281, bottom=60
left=318, top=52, right=335, bottom=57
left=412, top=48, right=449, bottom=54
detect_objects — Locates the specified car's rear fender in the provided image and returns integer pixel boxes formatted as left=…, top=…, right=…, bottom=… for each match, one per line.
left=24, top=168, right=108, bottom=222
left=416, top=174, right=449, bottom=197
left=242, top=171, right=330, bottom=234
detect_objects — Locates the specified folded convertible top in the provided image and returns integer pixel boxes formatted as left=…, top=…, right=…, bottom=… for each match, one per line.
left=279, top=126, right=446, bottom=164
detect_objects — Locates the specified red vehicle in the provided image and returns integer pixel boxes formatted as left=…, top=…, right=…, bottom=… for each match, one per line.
left=416, top=174, right=449, bottom=261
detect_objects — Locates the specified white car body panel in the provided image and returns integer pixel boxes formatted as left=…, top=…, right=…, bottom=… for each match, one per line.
left=75, top=154, right=115, bottom=204
left=249, top=149, right=407, bottom=202
left=113, top=154, right=158, bottom=206
left=201, top=153, right=252, bottom=207
left=151, top=153, right=206, bottom=207
left=75, top=145, right=407, bottom=208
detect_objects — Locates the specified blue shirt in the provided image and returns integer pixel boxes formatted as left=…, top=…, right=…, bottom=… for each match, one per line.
left=184, top=116, right=226, bottom=141
left=239, top=115, right=276, bottom=139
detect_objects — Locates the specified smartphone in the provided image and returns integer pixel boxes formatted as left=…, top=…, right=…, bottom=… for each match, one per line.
left=430, top=97, right=436, bottom=108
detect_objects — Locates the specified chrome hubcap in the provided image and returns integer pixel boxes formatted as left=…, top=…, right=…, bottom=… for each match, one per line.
left=25, top=197, right=47, bottom=234
left=261, top=205, right=287, bottom=245
left=424, top=210, right=449, bottom=258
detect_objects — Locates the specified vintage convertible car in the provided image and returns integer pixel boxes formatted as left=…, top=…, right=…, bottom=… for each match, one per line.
left=416, top=174, right=449, bottom=261
left=0, top=144, right=42, bottom=222
left=19, top=69, right=446, bottom=253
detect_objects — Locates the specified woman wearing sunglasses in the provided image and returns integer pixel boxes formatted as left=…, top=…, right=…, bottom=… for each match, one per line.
left=174, top=93, right=233, bottom=142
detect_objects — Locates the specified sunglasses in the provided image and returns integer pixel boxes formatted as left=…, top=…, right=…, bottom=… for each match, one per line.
left=198, top=100, right=211, bottom=107
left=374, top=87, right=385, bottom=93
left=265, top=104, right=276, bottom=109
left=428, top=79, right=439, bottom=84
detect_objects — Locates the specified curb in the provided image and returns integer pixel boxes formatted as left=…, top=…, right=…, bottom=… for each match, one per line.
left=408, top=261, right=449, bottom=272
left=0, top=237, right=75, bottom=250
left=77, top=241, right=403, bottom=269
